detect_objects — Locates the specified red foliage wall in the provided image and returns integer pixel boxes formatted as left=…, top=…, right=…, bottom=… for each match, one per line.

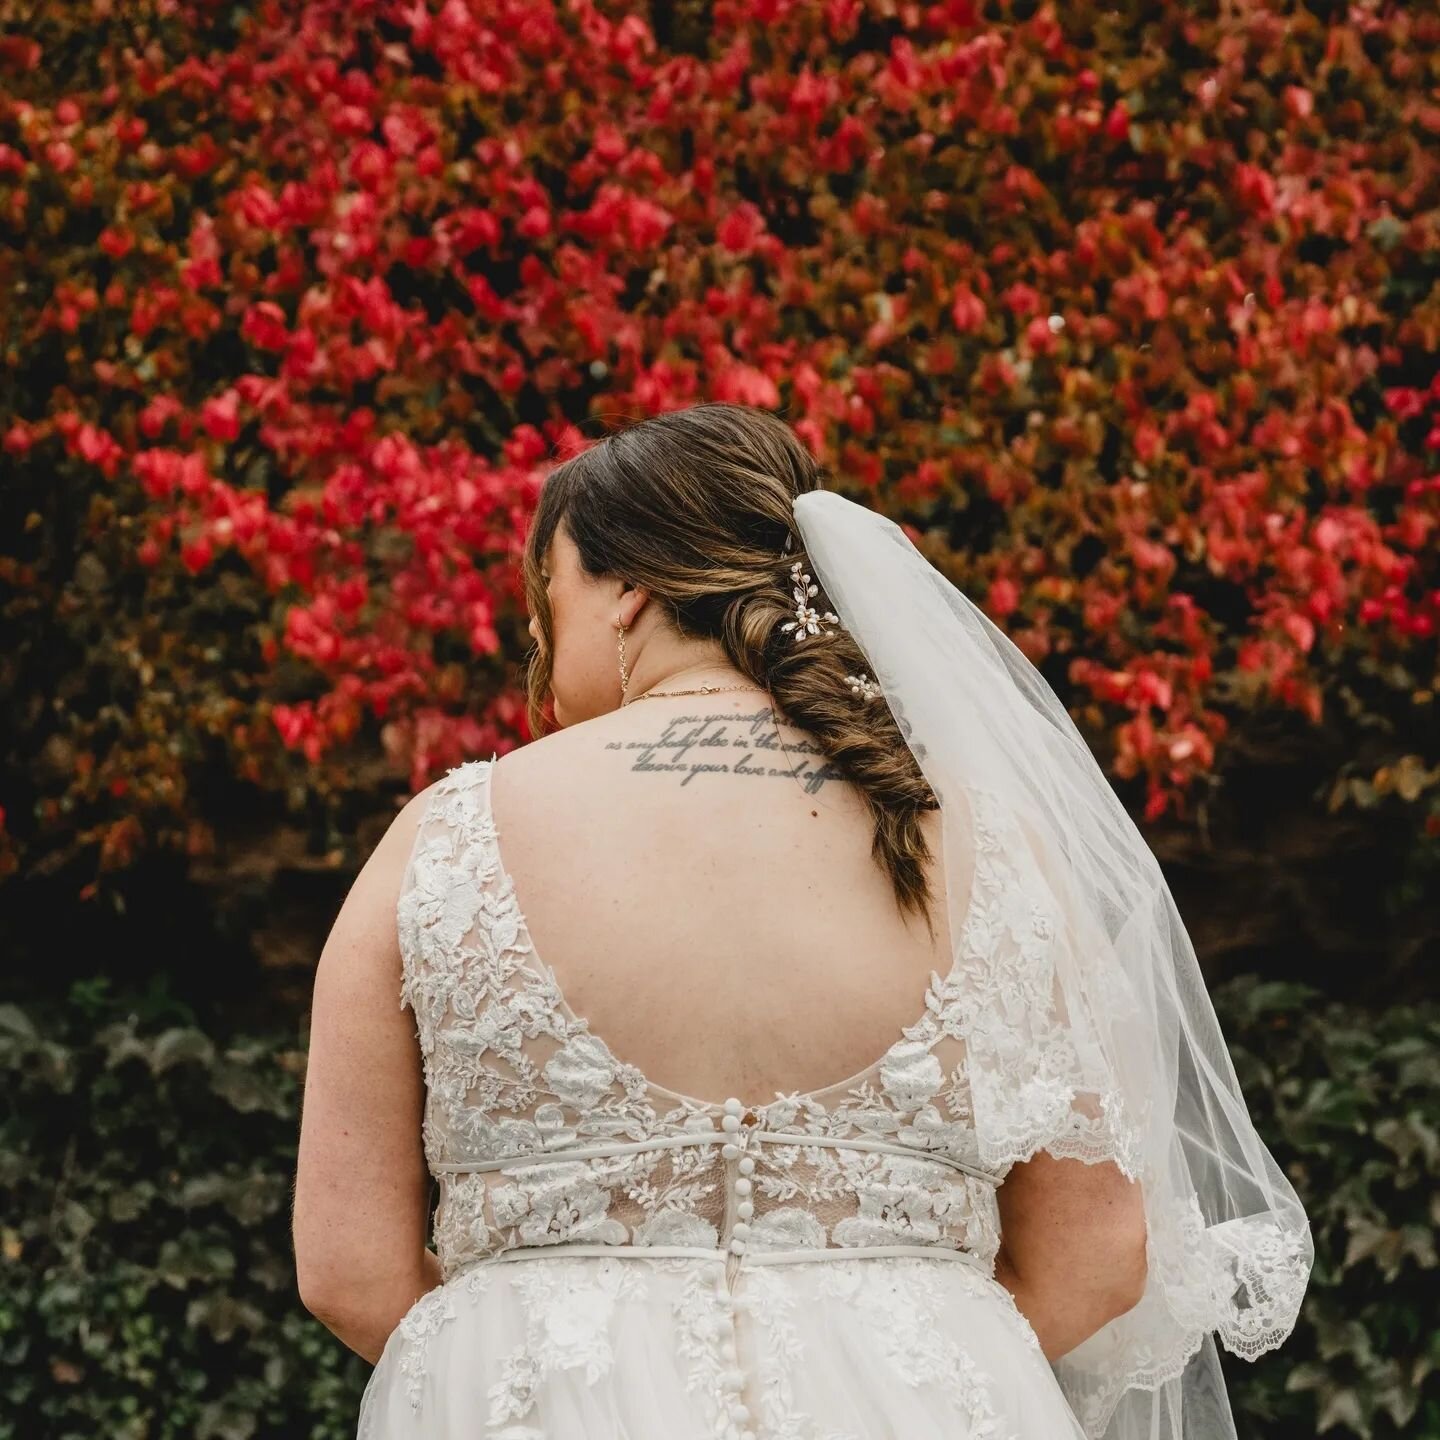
left=1, top=0, right=1436, bottom=895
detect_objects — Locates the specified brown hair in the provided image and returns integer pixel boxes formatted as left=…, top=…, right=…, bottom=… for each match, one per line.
left=521, top=402, right=940, bottom=933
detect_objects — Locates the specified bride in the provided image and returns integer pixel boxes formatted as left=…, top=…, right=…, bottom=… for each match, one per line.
left=293, top=402, right=1312, bottom=1440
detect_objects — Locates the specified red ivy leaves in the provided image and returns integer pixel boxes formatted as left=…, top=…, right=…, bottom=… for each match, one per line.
left=1, top=0, right=1437, bottom=852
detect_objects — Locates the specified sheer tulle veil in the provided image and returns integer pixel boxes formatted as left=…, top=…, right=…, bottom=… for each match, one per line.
left=791, top=487, right=1313, bottom=1440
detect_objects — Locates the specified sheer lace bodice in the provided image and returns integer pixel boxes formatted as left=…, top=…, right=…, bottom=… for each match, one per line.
left=395, top=756, right=1136, bottom=1286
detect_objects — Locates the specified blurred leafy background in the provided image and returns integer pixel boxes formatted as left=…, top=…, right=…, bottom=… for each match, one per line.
left=1, top=0, right=1436, bottom=1434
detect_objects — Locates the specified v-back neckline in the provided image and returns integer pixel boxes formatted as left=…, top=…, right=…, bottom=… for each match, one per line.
left=477, top=755, right=976, bottom=1120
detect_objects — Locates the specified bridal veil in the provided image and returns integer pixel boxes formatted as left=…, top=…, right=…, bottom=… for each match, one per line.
left=792, top=487, right=1313, bottom=1440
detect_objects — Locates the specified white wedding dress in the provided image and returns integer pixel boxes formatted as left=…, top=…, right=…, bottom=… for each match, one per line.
left=356, top=755, right=1123, bottom=1440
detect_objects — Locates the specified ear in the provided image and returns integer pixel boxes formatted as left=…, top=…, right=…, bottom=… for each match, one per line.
left=615, top=580, right=651, bottom=628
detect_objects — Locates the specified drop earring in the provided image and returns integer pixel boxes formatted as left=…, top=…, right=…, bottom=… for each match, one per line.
left=616, top=616, right=630, bottom=697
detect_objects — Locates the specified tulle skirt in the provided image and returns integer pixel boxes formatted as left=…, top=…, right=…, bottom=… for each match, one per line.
left=357, top=1246, right=1090, bottom=1439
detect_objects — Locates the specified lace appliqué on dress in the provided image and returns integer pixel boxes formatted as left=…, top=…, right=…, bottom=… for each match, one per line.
left=744, top=1259, right=1027, bottom=1440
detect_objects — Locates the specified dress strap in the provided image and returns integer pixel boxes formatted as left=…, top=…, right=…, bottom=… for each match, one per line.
left=397, top=755, right=500, bottom=1032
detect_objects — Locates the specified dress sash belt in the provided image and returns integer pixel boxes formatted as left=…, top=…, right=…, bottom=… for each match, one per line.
left=431, top=1128, right=1000, bottom=1184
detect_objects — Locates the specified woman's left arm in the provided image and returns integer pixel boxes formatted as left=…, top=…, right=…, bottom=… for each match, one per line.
left=293, top=785, right=440, bottom=1364
left=992, top=1148, right=1149, bottom=1363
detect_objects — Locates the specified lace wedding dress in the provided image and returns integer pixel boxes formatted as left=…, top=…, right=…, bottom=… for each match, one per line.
left=356, top=755, right=1121, bottom=1440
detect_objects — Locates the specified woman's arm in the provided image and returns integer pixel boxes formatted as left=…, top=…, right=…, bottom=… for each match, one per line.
left=293, top=785, right=442, bottom=1365
left=992, top=1148, right=1148, bottom=1363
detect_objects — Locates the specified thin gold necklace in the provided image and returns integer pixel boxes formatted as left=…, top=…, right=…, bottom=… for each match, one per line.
left=621, top=678, right=769, bottom=707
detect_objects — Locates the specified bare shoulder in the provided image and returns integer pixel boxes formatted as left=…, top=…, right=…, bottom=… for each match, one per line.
left=491, top=713, right=619, bottom=794
left=492, top=712, right=693, bottom=854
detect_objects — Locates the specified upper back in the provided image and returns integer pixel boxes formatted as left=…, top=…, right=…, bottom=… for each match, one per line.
left=481, top=697, right=953, bottom=1108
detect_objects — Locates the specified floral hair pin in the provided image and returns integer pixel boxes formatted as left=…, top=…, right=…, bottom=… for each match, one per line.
left=779, top=560, right=841, bottom=644
left=844, top=671, right=881, bottom=701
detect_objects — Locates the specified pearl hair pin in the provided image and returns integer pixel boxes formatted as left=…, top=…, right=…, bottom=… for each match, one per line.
left=844, top=672, right=881, bottom=701
left=779, top=560, right=841, bottom=644
left=775, top=542, right=872, bottom=705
